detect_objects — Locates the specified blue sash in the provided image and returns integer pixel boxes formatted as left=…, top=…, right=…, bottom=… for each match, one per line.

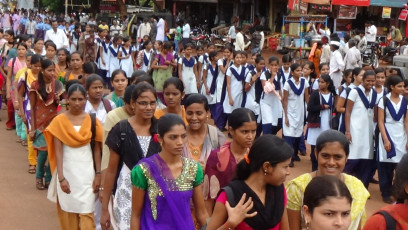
left=143, top=51, right=150, bottom=66
left=203, top=54, right=208, bottom=64
left=247, top=64, right=255, bottom=72
left=183, top=57, right=195, bottom=67
left=383, top=97, right=407, bottom=159
left=355, top=87, right=377, bottom=109
left=229, top=66, right=246, bottom=81
left=321, top=93, right=333, bottom=109
left=102, top=41, right=108, bottom=53
left=109, top=45, right=119, bottom=57
left=122, top=46, right=133, bottom=56
left=209, top=64, right=219, bottom=94
left=287, top=78, right=306, bottom=96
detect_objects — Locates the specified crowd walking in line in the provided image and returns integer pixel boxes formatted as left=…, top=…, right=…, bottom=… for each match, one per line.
left=1, top=8, right=408, bottom=230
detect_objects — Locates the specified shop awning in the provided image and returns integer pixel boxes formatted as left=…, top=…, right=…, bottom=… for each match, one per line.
left=173, top=0, right=217, bottom=2
left=332, top=0, right=369, bottom=6
left=370, top=0, right=405, bottom=8
left=301, top=0, right=330, bottom=4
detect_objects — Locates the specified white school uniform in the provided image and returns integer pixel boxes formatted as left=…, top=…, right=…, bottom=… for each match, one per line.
left=108, top=44, right=121, bottom=76
left=178, top=57, right=198, bottom=94
left=337, top=83, right=355, bottom=130
left=347, top=85, right=375, bottom=160
left=120, top=46, right=135, bottom=78
left=377, top=94, right=408, bottom=163
left=99, top=41, right=110, bottom=71
left=214, top=59, right=231, bottom=103
left=223, top=64, right=248, bottom=114
left=260, top=70, right=282, bottom=125
left=282, top=78, right=309, bottom=137
left=141, top=49, right=153, bottom=72
left=307, top=92, right=332, bottom=145
left=201, top=63, right=216, bottom=104
left=244, top=69, right=260, bottom=115
left=198, top=53, right=209, bottom=81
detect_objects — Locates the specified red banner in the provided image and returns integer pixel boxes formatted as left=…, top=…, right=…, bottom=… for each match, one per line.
left=332, top=0, right=370, bottom=6
left=302, top=0, right=329, bottom=4
left=399, top=9, right=408, bottom=21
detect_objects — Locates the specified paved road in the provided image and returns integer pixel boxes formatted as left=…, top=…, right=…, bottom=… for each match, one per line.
left=0, top=108, right=385, bottom=229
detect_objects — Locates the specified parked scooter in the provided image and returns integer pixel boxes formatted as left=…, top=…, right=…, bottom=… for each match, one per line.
left=362, top=43, right=379, bottom=68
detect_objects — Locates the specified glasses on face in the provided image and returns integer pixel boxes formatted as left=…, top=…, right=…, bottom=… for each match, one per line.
left=136, top=101, right=157, bottom=108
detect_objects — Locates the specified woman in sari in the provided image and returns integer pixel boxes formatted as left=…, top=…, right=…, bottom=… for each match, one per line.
left=28, top=59, right=64, bottom=190
left=207, top=135, right=292, bottom=230
left=204, top=108, right=257, bottom=214
left=101, top=83, right=161, bottom=230
left=130, top=113, right=209, bottom=229
left=44, top=83, right=103, bottom=229
left=154, top=77, right=187, bottom=123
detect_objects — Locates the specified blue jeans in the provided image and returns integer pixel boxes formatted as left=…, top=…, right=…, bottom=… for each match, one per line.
left=378, top=162, right=397, bottom=198
left=174, top=39, right=180, bottom=52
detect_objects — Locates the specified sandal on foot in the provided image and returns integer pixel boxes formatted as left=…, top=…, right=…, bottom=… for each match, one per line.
left=36, top=178, right=45, bottom=190
left=45, top=181, right=50, bottom=189
left=21, top=140, right=28, bottom=146
left=28, top=165, right=36, bottom=174
left=16, top=139, right=22, bottom=143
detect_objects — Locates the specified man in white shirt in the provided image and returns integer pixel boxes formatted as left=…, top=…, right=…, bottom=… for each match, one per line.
left=234, top=27, right=245, bottom=51
left=44, top=20, right=69, bottom=49
left=182, top=20, right=190, bottom=46
left=344, top=39, right=361, bottom=69
left=156, top=17, right=165, bottom=42
left=110, top=20, right=122, bottom=36
left=329, top=40, right=345, bottom=89
left=365, top=21, right=377, bottom=44
left=137, top=18, right=151, bottom=41
left=357, top=30, right=368, bottom=53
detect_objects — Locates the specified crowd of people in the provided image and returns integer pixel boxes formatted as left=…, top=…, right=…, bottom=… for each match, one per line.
left=0, top=8, right=408, bottom=230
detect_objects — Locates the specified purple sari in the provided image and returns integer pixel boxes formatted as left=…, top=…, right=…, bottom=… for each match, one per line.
left=139, top=154, right=199, bottom=230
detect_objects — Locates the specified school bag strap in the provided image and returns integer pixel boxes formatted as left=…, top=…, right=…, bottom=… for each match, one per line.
left=102, top=98, right=112, bottom=113
left=375, top=210, right=396, bottom=230
left=222, top=186, right=235, bottom=206
left=90, top=113, right=96, bottom=171
left=207, top=125, right=219, bottom=149
left=64, top=71, right=71, bottom=83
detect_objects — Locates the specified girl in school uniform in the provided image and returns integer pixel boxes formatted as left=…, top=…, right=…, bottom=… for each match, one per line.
left=303, top=61, right=317, bottom=94
left=306, top=74, right=337, bottom=171
left=98, top=34, right=111, bottom=88
left=195, top=45, right=205, bottom=77
left=336, top=67, right=364, bottom=133
left=310, top=62, right=329, bottom=91
left=223, top=51, right=248, bottom=116
left=259, top=56, right=283, bottom=135
left=277, top=54, right=292, bottom=86
left=282, top=63, right=310, bottom=167
left=117, top=36, right=135, bottom=79
left=108, top=36, right=122, bottom=76
left=244, top=55, right=265, bottom=137
left=178, top=43, right=199, bottom=96
left=345, top=70, right=377, bottom=188
left=212, top=46, right=233, bottom=131
left=374, top=67, right=387, bottom=101
left=198, top=44, right=215, bottom=81
left=201, top=51, right=219, bottom=109
left=135, top=39, right=153, bottom=72
left=377, top=75, right=408, bottom=204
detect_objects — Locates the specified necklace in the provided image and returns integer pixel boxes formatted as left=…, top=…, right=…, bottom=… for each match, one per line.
left=188, top=141, right=202, bottom=157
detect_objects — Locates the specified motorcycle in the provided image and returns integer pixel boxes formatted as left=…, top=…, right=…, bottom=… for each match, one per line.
left=361, top=43, right=379, bottom=68
left=191, top=33, right=211, bottom=47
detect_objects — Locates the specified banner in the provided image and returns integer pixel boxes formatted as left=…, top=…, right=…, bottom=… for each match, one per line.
left=338, top=5, right=357, bottom=19
left=302, top=0, right=330, bottom=4
left=399, top=9, right=408, bottom=20
left=382, top=7, right=391, bottom=18
left=332, top=0, right=370, bottom=6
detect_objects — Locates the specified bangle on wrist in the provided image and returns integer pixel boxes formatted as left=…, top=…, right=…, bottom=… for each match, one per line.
left=59, top=177, right=65, bottom=183
left=95, top=171, right=102, bottom=175
left=224, top=222, right=232, bottom=230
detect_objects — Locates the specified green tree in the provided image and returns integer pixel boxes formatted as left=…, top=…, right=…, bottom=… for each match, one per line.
left=41, top=0, right=64, bottom=13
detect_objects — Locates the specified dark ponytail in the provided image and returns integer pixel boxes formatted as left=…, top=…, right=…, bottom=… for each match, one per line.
left=320, top=74, right=337, bottom=96
left=235, top=135, right=293, bottom=180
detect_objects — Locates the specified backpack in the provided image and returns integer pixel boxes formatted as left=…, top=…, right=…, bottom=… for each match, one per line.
left=254, top=70, right=270, bottom=104
left=375, top=210, right=396, bottom=230
left=101, top=98, right=112, bottom=113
